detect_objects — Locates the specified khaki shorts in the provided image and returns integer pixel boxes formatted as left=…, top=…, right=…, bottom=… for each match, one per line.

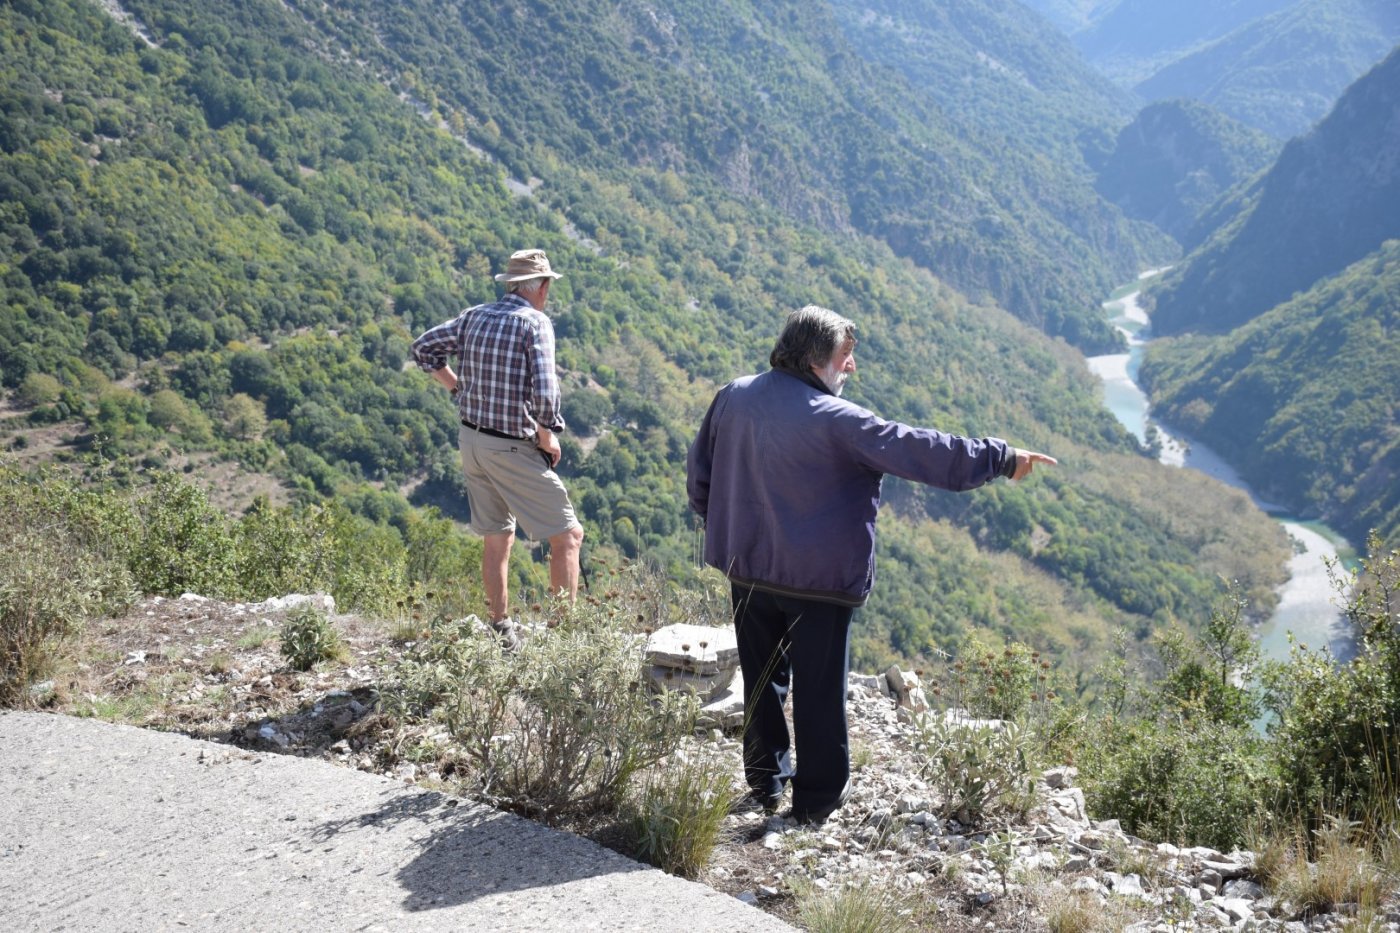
left=458, top=425, right=580, bottom=540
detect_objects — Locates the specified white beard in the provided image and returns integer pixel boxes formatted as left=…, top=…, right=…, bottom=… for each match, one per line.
left=815, top=362, right=848, bottom=396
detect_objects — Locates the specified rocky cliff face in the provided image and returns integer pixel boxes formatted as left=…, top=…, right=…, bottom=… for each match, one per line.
left=1149, top=45, right=1400, bottom=336
left=1095, top=99, right=1278, bottom=244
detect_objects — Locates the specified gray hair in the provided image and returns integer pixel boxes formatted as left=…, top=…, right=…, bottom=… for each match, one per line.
left=510, top=277, right=549, bottom=299
left=769, top=305, right=856, bottom=374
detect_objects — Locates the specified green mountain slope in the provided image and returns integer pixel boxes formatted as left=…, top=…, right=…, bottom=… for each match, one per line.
left=1013, top=0, right=1102, bottom=34
left=1133, top=0, right=1400, bottom=139
left=1141, top=242, right=1400, bottom=545
left=0, top=0, right=1289, bottom=673
left=824, top=0, right=1134, bottom=169
left=289, top=0, right=1170, bottom=349
left=1094, top=99, right=1278, bottom=244
left=1147, top=46, right=1400, bottom=336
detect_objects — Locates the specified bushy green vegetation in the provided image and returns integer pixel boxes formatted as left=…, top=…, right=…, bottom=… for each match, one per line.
left=0, top=462, right=509, bottom=664
left=1263, top=534, right=1400, bottom=825
left=1069, top=541, right=1400, bottom=852
left=0, top=467, right=136, bottom=706
left=1143, top=243, right=1400, bottom=547
left=901, top=541, right=1397, bottom=866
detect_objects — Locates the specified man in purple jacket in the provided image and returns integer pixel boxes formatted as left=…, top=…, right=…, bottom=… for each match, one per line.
left=686, top=305, right=1055, bottom=823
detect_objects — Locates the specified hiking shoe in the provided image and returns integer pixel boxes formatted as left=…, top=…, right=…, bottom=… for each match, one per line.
left=787, top=779, right=851, bottom=826
left=489, top=617, right=526, bottom=652
left=731, top=790, right=783, bottom=816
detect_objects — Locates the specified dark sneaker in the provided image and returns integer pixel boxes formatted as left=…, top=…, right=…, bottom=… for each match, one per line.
left=731, top=790, right=783, bottom=815
left=788, top=779, right=851, bottom=825
left=489, top=617, right=526, bottom=652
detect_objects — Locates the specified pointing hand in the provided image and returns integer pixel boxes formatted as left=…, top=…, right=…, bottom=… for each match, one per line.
left=1011, top=449, right=1057, bottom=481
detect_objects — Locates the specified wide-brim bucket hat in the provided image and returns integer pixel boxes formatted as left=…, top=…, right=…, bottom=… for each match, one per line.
left=493, top=248, right=563, bottom=282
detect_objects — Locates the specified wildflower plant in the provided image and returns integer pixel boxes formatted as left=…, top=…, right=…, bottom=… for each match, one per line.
left=279, top=605, right=347, bottom=671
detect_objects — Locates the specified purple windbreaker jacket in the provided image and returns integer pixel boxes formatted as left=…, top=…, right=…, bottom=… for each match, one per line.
left=686, top=369, right=1015, bottom=607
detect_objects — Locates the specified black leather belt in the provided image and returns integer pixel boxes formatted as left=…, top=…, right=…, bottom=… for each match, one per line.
left=461, top=418, right=523, bottom=441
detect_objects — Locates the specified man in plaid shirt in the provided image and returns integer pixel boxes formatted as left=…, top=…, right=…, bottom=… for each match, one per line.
left=411, top=248, right=584, bottom=647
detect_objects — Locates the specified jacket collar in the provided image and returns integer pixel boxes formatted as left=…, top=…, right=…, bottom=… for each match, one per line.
left=774, top=366, right=835, bottom=396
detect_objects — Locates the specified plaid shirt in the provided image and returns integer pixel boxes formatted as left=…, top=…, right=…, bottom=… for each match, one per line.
left=411, top=293, right=565, bottom=438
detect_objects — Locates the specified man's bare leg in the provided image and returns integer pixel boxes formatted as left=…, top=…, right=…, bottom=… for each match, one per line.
left=547, top=525, right=584, bottom=606
left=482, top=532, right=514, bottom=622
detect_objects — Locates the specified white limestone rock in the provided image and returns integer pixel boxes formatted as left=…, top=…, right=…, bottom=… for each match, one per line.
left=644, top=623, right=737, bottom=674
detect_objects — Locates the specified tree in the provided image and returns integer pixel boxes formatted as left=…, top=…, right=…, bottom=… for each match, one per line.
left=147, top=388, right=192, bottom=431
left=17, top=373, right=61, bottom=407
left=224, top=392, right=267, bottom=440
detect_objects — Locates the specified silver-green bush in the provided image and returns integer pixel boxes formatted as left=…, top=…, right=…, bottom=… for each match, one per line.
left=388, top=610, right=698, bottom=824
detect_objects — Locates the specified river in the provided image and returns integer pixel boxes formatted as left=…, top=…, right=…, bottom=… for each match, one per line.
left=1085, top=271, right=1355, bottom=664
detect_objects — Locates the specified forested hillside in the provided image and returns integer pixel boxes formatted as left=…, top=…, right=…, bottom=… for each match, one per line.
left=0, top=0, right=1289, bottom=676
left=290, top=0, right=1171, bottom=349
left=1133, top=0, right=1400, bottom=139
left=1094, top=99, right=1278, bottom=245
left=824, top=0, right=1132, bottom=175
left=1138, top=48, right=1400, bottom=546
left=1072, top=0, right=1294, bottom=85
left=1014, top=0, right=1099, bottom=34
left=1142, top=242, right=1400, bottom=546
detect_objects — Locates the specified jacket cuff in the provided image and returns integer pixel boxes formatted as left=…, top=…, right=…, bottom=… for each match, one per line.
left=1000, top=446, right=1020, bottom=479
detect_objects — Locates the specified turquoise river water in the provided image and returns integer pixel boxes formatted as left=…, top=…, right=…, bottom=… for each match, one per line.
left=1084, top=271, right=1355, bottom=664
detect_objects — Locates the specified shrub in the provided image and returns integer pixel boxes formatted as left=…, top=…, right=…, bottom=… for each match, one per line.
left=1079, top=716, right=1269, bottom=850
left=623, top=748, right=738, bottom=878
left=1151, top=588, right=1260, bottom=728
left=0, top=466, right=136, bottom=707
left=913, top=711, right=1038, bottom=826
left=387, top=607, right=697, bottom=824
left=17, top=372, right=62, bottom=407
left=128, top=471, right=236, bottom=596
left=1264, top=534, right=1400, bottom=825
left=279, top=605, right=347, bottom=671
left=234, top=499, right=338, bottom=601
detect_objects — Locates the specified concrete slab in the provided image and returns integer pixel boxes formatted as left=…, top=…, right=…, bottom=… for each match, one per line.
left=0, top=712, right=794, bottom=932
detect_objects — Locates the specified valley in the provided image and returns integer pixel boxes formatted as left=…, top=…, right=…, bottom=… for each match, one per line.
left=1088, top=274, right=1355, bottom=664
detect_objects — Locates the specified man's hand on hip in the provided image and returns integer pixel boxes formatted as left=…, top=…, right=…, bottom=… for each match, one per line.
left=537, top=429, right=562, bottom=468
